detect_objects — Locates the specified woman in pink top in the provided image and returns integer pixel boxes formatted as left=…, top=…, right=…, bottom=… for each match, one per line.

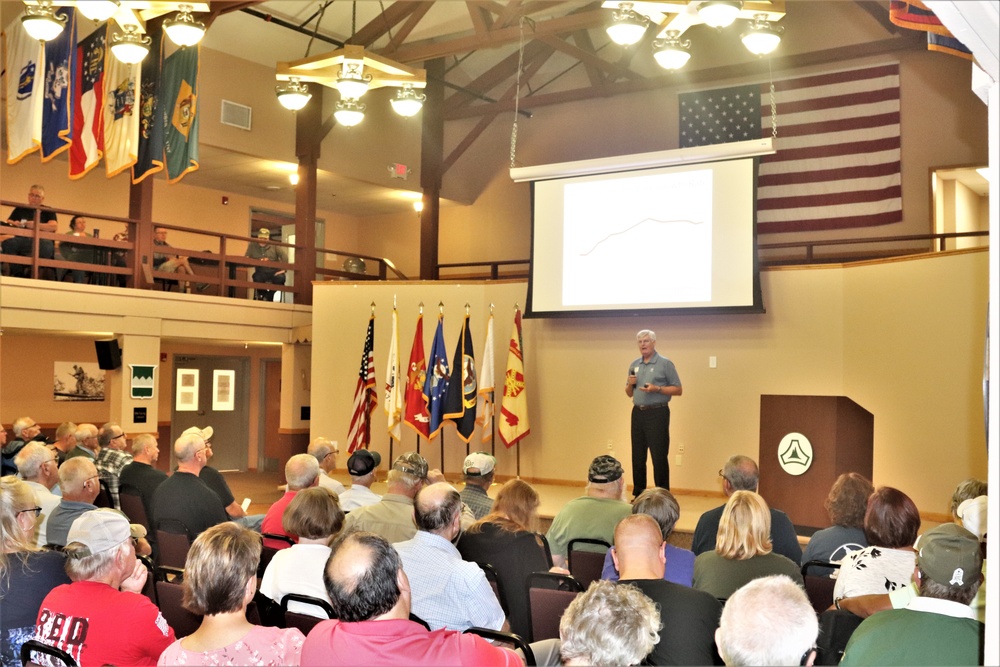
left=158, top=523, right=303, bottom=666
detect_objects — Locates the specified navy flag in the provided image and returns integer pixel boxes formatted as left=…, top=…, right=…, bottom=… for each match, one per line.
left=443, top=314, right=477, bottom=443
left=422, top=316, right=450, bottom=440
left=40, top=6, right=76, bottom=161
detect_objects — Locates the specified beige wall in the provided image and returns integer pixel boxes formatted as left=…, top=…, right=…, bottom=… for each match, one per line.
left=310, top=251, right=988, bottom=516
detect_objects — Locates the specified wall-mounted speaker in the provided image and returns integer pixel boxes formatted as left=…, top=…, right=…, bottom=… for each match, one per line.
left=95, top=339, right=122, bottom=370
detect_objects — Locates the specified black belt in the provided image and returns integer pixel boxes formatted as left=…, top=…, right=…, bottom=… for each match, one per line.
left=636, top=403, right=669, bottom=411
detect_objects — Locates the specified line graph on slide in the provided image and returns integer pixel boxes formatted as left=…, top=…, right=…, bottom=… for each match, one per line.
left=563, top=169, right=713, bottom=306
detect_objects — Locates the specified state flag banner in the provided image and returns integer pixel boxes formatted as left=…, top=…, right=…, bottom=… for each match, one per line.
left=5, top=11, right=44, bottom=164
left=403, top=315, right=431, bottom=438
left=443, top=315, right=477, bottom=443
left=133, top=29, right=164, bottom=183
left=679, top=63, right=901, bottom=234
left=386, top=308, right=403, bottom=442
left=161, top=44, right=199, bottom=183
left=499, top=309, right=530, bottom=448
left=69, top=25, right=107, bottom=178
left=422, top=316, right=450, bottom=440
left=104, top=42, right=140, bottom=177
left=475, top=315, right=495, bottom=444
left=347, top=316, right=377, bottom=453
left=40, top=7, right=76, bottom=161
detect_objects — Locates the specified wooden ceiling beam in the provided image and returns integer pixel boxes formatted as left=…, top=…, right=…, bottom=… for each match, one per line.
left=468, top=2, right=494, bottom=36
left=444, top=40, right=551, bottom=109
left=385, top=2, right=435, bottom=52
left=537, top=33, right=638, bottom=81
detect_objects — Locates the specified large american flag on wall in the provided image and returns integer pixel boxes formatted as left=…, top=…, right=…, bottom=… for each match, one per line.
left=679, top=63, right=901, bottom=234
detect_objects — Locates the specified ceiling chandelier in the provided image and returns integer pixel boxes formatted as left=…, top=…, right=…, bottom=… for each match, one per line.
left=603, top=0, right=785, bottom=70
left=275, top=44, right=427, bottom=127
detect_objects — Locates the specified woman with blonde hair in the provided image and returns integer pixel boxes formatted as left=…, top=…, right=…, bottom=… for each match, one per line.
left=692, top=490, right=803, bottom=600
left=0, top=475, right=70, bottom=665
left=158, top=522, right=303, bottom=665
left=458, top=479, right=554, bottom=639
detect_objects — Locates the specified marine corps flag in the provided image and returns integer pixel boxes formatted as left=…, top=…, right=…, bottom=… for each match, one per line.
left=475, top=314, right=495, bottom=444
left=443, top=314, right=477, bottom=443
left=499, top=308, right=530, bottom=447
left=403, top=314, right=430, bottom=438
left=161, top=44, right=199, bottom=183
left=422, top=315, right=450, bottom=440
left=40, top=7, right=76, bottom=161
left=346, top=315, right=377, bottom=453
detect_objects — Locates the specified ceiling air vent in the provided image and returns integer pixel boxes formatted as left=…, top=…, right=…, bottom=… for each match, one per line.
left=220, top=100, right=252, bottom=131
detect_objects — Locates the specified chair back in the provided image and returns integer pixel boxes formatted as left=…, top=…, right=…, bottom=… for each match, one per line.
left=119, top=487, right=150, bottom=531
left=567, top=538, right=611, bottom=589
left=155, top=579, right=203, bottom=638
left=138, top=554, right=157, bottom=606
left=93, top=479, right=114, bottom=509
left=409, top=612, right=431, bottom=630
left=280, top=593, right=334, bottom=634
left=464, top=627, right=535, bottom=666
left=814, top=609, right=865, bottom=665
left=258, top=533, right=295, bottom=578
left=155, top=519, right=193, bottom=570
left=526, top=571, right=584, bottom=643
left=801, top=560, right=841, bottom=615
left=19, top=639, right=78, bottom=667
left=477, top=562, right=509, bottom=615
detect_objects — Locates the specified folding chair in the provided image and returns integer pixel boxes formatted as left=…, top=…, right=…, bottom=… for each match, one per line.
left=478, top=562, right=509, bottom=616
left=258, top=533, right=295, bottom=578
left=119, top=487, right=150, bottom=532
left=280, top=593, right=334, bottom=634
left=19, top=639, right=77, bottom=667
left=155, top=518, right=193, bottom=571
left=801, top=560, right=841, bottom=615
left=154, top=579, right=202, bottom=638
left=464, top=627, right=535, bottom=666
left=525, top=571, right=584, bottom=643
left=567, top=538, right=611, bottom=589
left=814, top=609, right=865, bottom=665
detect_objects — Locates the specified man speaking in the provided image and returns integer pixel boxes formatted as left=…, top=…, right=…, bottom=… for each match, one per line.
left=625, top=330, right=682, bottom=495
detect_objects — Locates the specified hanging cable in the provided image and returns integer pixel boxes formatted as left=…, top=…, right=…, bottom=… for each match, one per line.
left=510, top=16, right=529, bottom=169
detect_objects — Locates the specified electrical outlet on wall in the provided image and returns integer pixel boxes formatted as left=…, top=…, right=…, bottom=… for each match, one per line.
left=607, top=439, right=614, bottom=451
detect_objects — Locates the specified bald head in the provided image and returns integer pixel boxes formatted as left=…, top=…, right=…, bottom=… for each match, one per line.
left=307, top=437, right=338, bottom=473
left=612, top=514, right=666, bottom=581
left=413, top=482, right=462, bottom=538
left=59, top=457, right=99, bottom=502
left=323, top=531, right=407, bottom=622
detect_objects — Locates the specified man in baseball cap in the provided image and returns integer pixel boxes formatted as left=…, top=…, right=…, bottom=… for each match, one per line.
left=339, top=449, right=383, bottom=511
left=841, top=523, right=985, bottom=666
left=344, top=451, right=429, bottom=543
left=460, top=452, right=496, bottom=520
left=31, top=509, right=174, bottom=665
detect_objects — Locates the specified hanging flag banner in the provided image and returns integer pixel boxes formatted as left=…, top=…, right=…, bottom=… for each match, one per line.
left=133, top=28, right=164, bottom=183
left=386, top=307, right=403, bottom=442
left=161, top=44, right=199, bottom=183
left=476, top=314, right=495, bottom=444
left=5, top=11, right=44, bottom=163
left=499, top=309, right=530, bottom=447
left=347, top=315, right=377, bottom=453
left=129, top=364, right=156, bottom=399
left=104, top=39, right=140, bottom=177
left=69, top=24, right=107, bottom=178
left=443, top=314, right=477, bottom=443
left=40, top=7, right=76, bottom=161
left=403, top=314, right=431, bottom=438
left=422, top=315, right=450, bottom=440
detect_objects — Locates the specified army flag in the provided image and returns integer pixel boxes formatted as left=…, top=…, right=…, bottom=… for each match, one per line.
left=475, top=314, right=495, bottom=444
left=4, top=11, right=43, bottom=163
left=346, top=315, right=377, bottom=453
left=403, top=314, right=430, bottom=438
left=103, top=42, right=140, bottom=177
left=499, top=309, right=530, bottom=447
left=443, top=315, right=477, bottom=443
left=69, top=25, right=107, bottom=178
left=161, top=44, right=199, bottom=183
left=132, top=29, right=163, bottom=183
left=422, top=316, right=450, bottom=440
left=40, top=7, right=76, bottom=161
left=385, top=307, right=403, bottom=442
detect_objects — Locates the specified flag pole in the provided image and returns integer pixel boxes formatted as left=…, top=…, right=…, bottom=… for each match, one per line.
left=489, top=303, right=496, bottom=456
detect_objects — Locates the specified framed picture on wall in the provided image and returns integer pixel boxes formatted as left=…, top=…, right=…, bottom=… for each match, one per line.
left=176, top=369, right=199, bottom=411
left=53, top=362, right=105, bottom=401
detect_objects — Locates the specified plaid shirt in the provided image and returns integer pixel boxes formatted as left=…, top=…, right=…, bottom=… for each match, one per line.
left=95, top=448, right=133, bottom=510
left=460, top=484, right=493, bottom=521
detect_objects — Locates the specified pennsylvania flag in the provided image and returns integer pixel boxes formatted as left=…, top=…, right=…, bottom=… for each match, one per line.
left=403, top=314, right=431, bottom=438
left=40, top=7, right=76, bottom=161
left=422, top=316, right=450, bottom=440
left=443, top=315, right=477, bottom=443
left=69, top=25, right=107, bottom=178
left=161, top=44, right=199, bottom=183
left=499, top=309, right=530, bottom=448
left=132, top=29, right=163, bottom=183
left=475, top=314, right=495, bottom=444
left=104, top=39, right=140, bottom=177
left=346, top=316, right=377, bottom=453
left=5, top=11, right=43, bottom=163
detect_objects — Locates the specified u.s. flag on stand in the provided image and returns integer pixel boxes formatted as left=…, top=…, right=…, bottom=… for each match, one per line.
left=347, top=315, right=377, bottom=453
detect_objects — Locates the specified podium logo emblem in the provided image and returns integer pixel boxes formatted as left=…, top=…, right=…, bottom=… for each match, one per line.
left=777, top=432, right=813, bottom=476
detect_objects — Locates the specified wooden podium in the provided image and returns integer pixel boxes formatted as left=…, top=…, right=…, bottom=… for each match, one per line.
left=758, top=395, right=873, bottom=531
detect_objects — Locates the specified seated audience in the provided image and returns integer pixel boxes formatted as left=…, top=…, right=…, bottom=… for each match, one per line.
left=339, top=449, right=382, bottom=511
left=153, top=226, right=202, bottom=292
left=260, top=487, right=345, bottom=618
left=693, top=490, right=804, bottom=600
left=245, top=227, right=288, bottom=301
left=32, top=509, right=174, bottom=665
left=64, top=422, right=99, bottom=461
left=458, top=478, right=556, bottom=639
left=0, top=476, right=71, bottom=665
left=715, top=575, right=819, bottom=666
left=261, top=453, right=319, bottom=549
left=46, top=458, right=101, bottom=547
left=344, top=451, right=429, bottom=543
left=950, top=478, right=987, bottom=522
left=2, top=417, right=48, bottom=474
left=119, top=434, right=168, bottom=524
left=300, top=531, right=520, bottom=666
left=182, top=426, right=260, bottom=528
left=59, top=215, right=95, bottom=283
left=692, top=455, right=802, bottom=563
left=546, top=455, right=632, bottom=568
left=840, top=523, right=984, bottom=666
left=152, top=433, right=229, bottom=538
left=602, top=487, right=695, bottom=586
left=12, top=443, right=62, bottom=547
left=613, top=514, right=722, bottom=665
left=395, top=482, right=507, bottom=632
left=559, top=579, right=661, bottom=667
left=307, top=437, right=346, bottom=495
left=833, top=486, right=920, bottom=600
left=158, top=522, right=304, bottom=665
left=94, top=422, right=132, bottom=510
left=800, top=472, right=873, bottom=576
left=460, top=451, right=496, bottom=520
left=49, top=421, right=76, bottom=465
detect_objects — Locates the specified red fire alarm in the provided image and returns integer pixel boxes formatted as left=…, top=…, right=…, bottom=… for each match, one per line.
left=222, top=196, right=229, bottom=205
